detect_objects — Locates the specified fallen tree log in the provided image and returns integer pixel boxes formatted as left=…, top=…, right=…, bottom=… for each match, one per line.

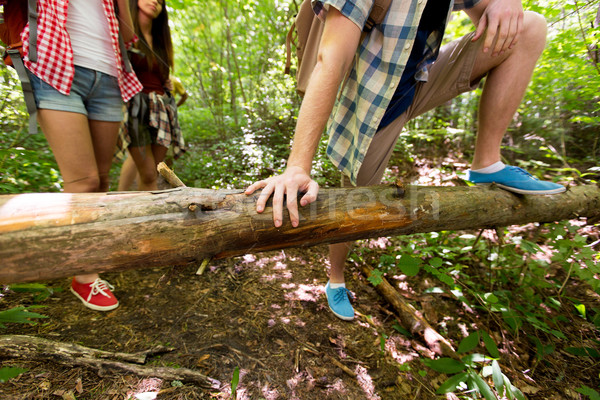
left=0, top=335, right=220, bottom=387
left=0, top=184, right=599, bottom=284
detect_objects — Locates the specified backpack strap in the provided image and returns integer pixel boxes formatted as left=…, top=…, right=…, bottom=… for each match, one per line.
left=113, top=0, right=133, bottom=73
left=118, top=33, right=133, bottom=73
left=27, top=0, right=37, bottom=62
left=364, top=0, right=392, bottom=32
left=284, top=21, right=297, bottom=75
left=7, top=47, right=37, bottom=134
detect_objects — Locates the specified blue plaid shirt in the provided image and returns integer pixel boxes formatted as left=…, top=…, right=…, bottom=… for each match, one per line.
left=313, top=0, right=481, bottom=184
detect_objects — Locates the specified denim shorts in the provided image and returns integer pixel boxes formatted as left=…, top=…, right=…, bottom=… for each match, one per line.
left=28, top=65, right=124, bottom=122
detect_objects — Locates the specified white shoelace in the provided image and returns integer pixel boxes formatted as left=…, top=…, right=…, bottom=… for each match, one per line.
left=86, top=278, right=115, bottom=302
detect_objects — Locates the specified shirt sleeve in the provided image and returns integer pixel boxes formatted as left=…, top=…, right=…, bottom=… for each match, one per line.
left=173, top=78, right=186, bottom=96
left=453, top=0, right=482, bottom=11
left=312, top=0, right=374, bottom=31
left=125, top=33, right=139, bottom=49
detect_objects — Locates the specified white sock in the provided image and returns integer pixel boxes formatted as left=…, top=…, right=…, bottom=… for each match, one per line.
left=471, top=161, right=505, bottom=174
left=329, top=282, right=346, bottom=289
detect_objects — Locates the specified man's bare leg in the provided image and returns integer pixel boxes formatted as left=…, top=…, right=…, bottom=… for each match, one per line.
left=325, top=13, right=549, bottom=311
left=328, top=242, right=352, bottom=283
left=470, top=11, right=547, bottom=170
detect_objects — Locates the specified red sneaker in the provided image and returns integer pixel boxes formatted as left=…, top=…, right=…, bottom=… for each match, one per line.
left=70, top=278, right=119, bottom=311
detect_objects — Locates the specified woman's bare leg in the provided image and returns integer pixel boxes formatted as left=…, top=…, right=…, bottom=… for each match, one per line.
left=89, top=119, right=121, bottom=192
left=151, top=143, right=168, bottom=166
left=128, top=145, right=158, bottom=190
left=38, top=110, right=120, bottom=284
left=38, top=110, right=101, bottom=193
left=117, top=154, right=139, bottom=191
left=128, top=143, right=169, bottom=191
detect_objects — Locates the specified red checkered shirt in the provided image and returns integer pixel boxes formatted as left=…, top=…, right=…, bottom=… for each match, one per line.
left=21, top=0, right=143, bottom=102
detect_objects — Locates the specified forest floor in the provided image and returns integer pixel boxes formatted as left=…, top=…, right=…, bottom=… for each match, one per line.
left=1, top=156, right=599, bottom=400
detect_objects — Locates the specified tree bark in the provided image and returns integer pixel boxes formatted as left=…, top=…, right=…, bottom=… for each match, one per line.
left=0, top=184, right=598, bottom=284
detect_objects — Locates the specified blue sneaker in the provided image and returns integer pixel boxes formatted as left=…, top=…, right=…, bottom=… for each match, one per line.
left=468, top=165, right=566, bottom=195
left=325, top=281, right=355, bottom=321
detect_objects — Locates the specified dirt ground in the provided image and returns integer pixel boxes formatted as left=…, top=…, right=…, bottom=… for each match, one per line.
left=1, top=156, right=599, bottom=400
left=1, top=237, right=599, bottom=400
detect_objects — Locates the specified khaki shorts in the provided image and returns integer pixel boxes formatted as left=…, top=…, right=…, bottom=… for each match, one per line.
left=350, top=31, right=484, bottom=187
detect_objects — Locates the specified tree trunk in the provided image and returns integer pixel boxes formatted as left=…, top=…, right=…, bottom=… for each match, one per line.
left=0, top=184, right=598, bottom=284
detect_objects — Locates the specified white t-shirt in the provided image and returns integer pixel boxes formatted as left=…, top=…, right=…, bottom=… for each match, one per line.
left=66, top=0, right=118, bottom=77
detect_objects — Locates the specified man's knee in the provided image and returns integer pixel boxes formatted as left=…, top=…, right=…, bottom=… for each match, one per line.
left=522, top=11, right=548, bottom=47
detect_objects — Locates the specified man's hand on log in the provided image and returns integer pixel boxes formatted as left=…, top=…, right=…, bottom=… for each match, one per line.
left=245, top=166, right=319, bottom=228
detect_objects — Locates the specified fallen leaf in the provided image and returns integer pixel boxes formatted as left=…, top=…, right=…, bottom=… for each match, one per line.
left=75, top=377, right=83, bottom=394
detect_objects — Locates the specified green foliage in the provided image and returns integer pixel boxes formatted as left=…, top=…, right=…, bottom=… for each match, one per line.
left=8, top=283, right=57, bottom=302
left=456, top=330, right=500, bottom=359
left=517, top=0, right=600, bottom=165
left=0, top=306, right=48, bottom=328
left=0, top=367, right=28, bottom=383
left=369, top=218, right=598, bottom=350
left=0, top=67, right=61, bottom=194
left=545, top=222, right=600, bottom=294
left=365, top=217, right=598, bottom=398
left=565, top=345, right=600, bottom=358
left=577, top=385, right=600, bottom=400
left=231, top=366, right=240, bottom=398
left=1, top=0, right=598, bottom=191
left=425, top=334, right=526, bottom=399
left=0, top=110, right=61, bottom=194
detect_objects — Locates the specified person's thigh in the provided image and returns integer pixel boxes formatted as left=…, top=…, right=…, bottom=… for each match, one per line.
left=406, top=31, right=484, bottom=120
left=151, top=143, right=168, bottom=166
left=37, top=109, right=98, bottom=192
left=352, top=33, right=484, bottom=187
left=128, top=145, right=157, bottom=182
left=351, top=112, right=411, bottom=187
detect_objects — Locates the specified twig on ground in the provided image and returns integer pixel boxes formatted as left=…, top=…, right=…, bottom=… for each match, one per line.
left=358, top=264, right=457, bottom=358
left=0, top=335, right=219, bottom=388
left=327, top=356, right=357, bottom=378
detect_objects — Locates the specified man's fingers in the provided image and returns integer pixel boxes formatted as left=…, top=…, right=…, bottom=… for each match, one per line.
left=492, top=21, right=509, bottom=55
left=472, top=14, right=487, bottom=43
left=272, top=184, right=285, bottom=228
left=504, top=20, right=518, bottom=52
left=508, top=15, right=523, bottom=49
left=245, top=180, right=266, bottom=195
left=286, top=184, right=300, bottom=228
left=255, top=182, right=273, bottom=213
left=300, top=180, right=320, bottom=206
left=248, top=170, right=318, bottom=228
left=483, top=15, right=497, bottom=54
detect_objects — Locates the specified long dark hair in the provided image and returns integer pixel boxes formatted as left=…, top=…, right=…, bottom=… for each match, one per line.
left=130, top=0, right=174, bottom=81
